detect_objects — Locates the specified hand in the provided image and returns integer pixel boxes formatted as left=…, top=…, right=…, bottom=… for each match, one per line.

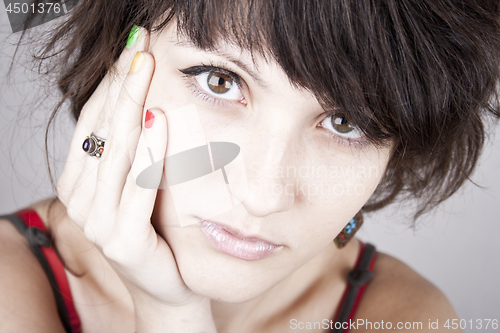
left=56, top=27, right=215, bottom=331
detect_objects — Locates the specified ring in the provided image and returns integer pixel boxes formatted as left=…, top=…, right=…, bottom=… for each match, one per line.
left=82, top=133, right=106, bottom=159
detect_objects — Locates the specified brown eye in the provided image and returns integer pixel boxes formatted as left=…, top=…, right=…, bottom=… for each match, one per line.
left=207, top=72, right=233, bottom=94
left=332, top=115, right=355, bottom=134
left=319, top=113, right=363, bottom=139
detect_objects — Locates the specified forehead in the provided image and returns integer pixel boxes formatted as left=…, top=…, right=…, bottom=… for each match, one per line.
left=151, top=22, right=314, bottom=97
left=152, top=21, right=267, bottom=68
left=153, top=12, right=363, bottom=112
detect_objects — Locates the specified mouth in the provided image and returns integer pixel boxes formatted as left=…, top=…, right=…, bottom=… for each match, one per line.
left=198, top=219, right=283, bottom=261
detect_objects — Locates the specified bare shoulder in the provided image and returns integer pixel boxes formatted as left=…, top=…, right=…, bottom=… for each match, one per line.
left=0, top=216, right=66, bottom=332
left=354, top=251, right=462, bottom=332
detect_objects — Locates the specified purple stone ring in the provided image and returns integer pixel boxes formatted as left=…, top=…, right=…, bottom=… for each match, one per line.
left=82, top=133, right=106, bottom=159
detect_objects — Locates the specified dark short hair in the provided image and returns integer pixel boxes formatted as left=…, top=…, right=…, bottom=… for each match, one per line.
left=19, top=0, right=500, bottom=221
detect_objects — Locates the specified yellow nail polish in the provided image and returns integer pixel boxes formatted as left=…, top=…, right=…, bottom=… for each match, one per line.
left=130, top=51, right=145, bottom=73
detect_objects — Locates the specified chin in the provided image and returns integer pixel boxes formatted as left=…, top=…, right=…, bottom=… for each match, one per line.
left=172, top=246, right=288, bottom=303
left=185, top=276, right=264, bottom=303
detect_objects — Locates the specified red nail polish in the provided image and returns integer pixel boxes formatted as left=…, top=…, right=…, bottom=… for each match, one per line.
left=145, top=109, right=155, bottom=129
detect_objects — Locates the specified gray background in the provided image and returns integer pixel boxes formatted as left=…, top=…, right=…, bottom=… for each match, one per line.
left=1, top=6, right=499, bottom=332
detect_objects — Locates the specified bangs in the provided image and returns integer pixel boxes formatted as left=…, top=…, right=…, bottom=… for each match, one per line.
left=155, top=0, right=395, bottom=146
left=27, top=0, right=500, bottom=218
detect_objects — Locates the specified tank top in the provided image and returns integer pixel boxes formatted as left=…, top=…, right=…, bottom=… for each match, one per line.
left=1, top=209, right=376, bottom=332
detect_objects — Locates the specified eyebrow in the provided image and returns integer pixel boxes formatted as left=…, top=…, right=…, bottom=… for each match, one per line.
left=175, top=40, right=269, bottom=90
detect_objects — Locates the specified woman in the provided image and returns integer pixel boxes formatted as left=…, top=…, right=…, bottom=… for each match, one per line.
left=1, top=0, right=499, bottom=332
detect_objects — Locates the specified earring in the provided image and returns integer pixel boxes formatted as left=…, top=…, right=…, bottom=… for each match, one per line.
left=334, top=211, right=364, bottom=249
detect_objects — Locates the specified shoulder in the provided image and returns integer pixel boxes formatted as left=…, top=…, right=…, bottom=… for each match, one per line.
left=0, top=215, right=66, bottom=332
left=354, top=250, right=462, bottom=332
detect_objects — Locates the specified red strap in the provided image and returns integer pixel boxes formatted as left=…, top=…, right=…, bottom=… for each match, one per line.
left=15, top=209, right=82, bottom=333
left=333, top=241, right=377, bottom=332
left=343, top=243, right=377, bottom=329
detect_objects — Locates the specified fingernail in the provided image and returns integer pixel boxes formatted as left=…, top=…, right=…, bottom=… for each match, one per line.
left=145, top=109, right=155, bottom=129
left=130, top=51, right=145, bottom=73
left=126, top=25, right=141, bottom=48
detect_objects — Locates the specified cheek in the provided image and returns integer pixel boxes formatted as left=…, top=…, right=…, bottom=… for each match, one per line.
left=144, top=66, right=191, bottom=112
left=311, top=146, right=388, bottom=205
left=316, top=162, right=383, bottom=206
left=286, top=151, right=388, bottom=240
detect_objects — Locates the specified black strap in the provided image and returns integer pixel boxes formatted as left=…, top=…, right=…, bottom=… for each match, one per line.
left=1, top=213, right=74, bottom=333
left=331, top=243, right=376, bottom=333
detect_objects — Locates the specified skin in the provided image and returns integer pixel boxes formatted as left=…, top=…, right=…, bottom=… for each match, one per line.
left=147, top=22, right=391, bottom=303
left=0, top=20, right=462, bottom=333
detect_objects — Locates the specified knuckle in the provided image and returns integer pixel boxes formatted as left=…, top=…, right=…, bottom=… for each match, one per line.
left=83, top=212, right=114, bottom=244
left=83, top=223, right=98, bottom=244
left=65, top=201, right=84, bottom=226
left=102, top=240, right=131, bottom=265
left=56, top=182, right=72, bottom=206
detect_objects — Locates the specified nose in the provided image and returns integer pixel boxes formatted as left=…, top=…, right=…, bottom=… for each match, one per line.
left=241, top=125, right=297, bottom=218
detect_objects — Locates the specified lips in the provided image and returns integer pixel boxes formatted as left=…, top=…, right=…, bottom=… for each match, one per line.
left=199, top=219, right=283, bottom=261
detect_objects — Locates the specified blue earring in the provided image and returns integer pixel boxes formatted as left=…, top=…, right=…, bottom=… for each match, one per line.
left=334, top=211, right=364, bottom=249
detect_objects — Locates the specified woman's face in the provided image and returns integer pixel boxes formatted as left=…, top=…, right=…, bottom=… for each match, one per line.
left=144, top=22, right=392, bottom=302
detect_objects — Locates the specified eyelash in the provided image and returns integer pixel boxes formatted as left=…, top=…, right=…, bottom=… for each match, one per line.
left=179, top=64, right=368, bottom=149
left=317, top=115, right=369, bottom=149
left=179, top=63, right=244, bottom=108
left=326, top=131, right=368, bottom=149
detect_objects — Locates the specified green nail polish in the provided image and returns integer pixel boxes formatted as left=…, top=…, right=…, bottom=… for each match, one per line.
left=126, top=25, right=140, bottom=48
